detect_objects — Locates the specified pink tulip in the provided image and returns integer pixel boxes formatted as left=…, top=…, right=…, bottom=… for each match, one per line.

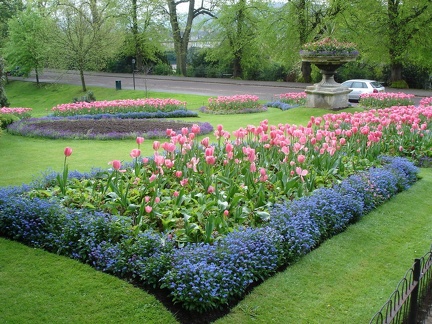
left=145, top=206, right=152, bottom=213
left=136, top=137, right=144, bottom=145
left=191, top=124, right=201, bottom=134
left=164, top=159, right=174, bottom=168
left=154, top=155, right=165, bottom=166
left=149, top=173, right=157, bottom=182
left=152, top=141, right=161, bottom=151
left=297, top=154, right=306, bottom=164
left=64, top=147, right=73, bottom=157
left=201, top=137, right=210, bottom=147
left=175, top=170, right=183, bottom=178
left=205, top=156, right=216, bottom=165
left=110, top=160, right=121, bottom=170
left=180, top=178, right=188, bottom=186
left=205, top=146, right=215, bottom=157
left=207, top=186, right=215, bottom=194
left=223, top=210, right=229, bottom=217
left=130, top=149, right=141, bottom=158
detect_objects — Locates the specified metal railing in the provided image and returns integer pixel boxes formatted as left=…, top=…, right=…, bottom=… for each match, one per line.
left=370, top=246, right=432, bottom=324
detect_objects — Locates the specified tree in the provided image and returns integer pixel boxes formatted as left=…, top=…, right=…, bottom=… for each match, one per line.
left=0, top=57, right=9, bottom=107
left=342, top=0, right=432, bottom=84
left=206, top=0, right=269, bottom=79
left=3, top=8, right=51, bottom=85
left=165, top=0, right=217, bottom=76
left=118, top=0, right=168, bottom=72
left=0, top=0, right=24, bottom=45
left=52, top=0, right=123, bottom=91
left=267, top=0, right=347, bottom=82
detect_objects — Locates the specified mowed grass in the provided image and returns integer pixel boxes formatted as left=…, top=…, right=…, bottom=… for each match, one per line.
left=1, top=81, right=431, bottom=323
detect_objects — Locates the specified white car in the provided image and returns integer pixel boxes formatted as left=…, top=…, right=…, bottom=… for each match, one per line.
left=341, top=79, right=385, bottom=102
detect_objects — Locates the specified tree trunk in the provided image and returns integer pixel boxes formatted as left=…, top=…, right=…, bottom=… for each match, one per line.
left=35, top=67, right=40, bottom=86
left=79, top=69, right=87, bottom=92
left=167, top=0, right=195, bottom=76
left=131, top=0, right=143, bottom=71
left=389, top=62, right=403, bottom=82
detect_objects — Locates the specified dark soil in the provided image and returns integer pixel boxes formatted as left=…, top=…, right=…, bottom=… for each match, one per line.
left=32, top=118, right=195, bottom=135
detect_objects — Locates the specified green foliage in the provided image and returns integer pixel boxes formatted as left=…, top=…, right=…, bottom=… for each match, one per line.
left=390, top=80, right=409, bottom=89
left=0, top=57, right=9, bottom=107
left=3, top=8, right=50, bottom=82
left=152, top=63, right=174, bottom=76
left=72, top=91, right=96, bottom=103
left=0, top=114, right=19, bottom=129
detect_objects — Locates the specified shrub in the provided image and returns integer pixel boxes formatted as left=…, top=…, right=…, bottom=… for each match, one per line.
left=0, top=114, right=19, bottom=129
left=72, top=91, right=96, bottom=103
left=390, top=80, right=409, bottom=89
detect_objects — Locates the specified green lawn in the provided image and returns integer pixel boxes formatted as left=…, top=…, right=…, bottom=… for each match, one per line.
left=1, top=81, right=431, bottom=323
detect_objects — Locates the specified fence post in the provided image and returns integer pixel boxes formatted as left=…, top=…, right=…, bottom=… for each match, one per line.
left=409, top=258, right=421, bottom=324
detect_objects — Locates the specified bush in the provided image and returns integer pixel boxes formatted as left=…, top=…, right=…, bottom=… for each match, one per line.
left=72, top=91, right=96, bottom=103
left=153, top=63, right=174, bottom=76
left=0, top=114, right=19, bottom=129
left=390, top=80, right=409, bottom=89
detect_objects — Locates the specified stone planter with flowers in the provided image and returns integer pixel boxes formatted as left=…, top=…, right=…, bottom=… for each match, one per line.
left=300, top=38, right=359, bottom=109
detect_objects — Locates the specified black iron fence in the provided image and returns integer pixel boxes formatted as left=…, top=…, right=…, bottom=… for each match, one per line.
left=370, top=245, right=432, bottom=324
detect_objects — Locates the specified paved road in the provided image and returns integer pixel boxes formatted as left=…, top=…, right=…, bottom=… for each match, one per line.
left=11, top=69, right=432, bottom=104
left=12, top=69, right=309, bottom=102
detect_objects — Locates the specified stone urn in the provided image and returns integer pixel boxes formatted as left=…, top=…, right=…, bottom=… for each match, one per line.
left=300, top=52, right=358, bottom=109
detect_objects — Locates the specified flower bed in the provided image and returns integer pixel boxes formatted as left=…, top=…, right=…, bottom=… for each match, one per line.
left=0, top=156, right=419, bottom=313
left=1, top=104, right=431, bottom=314
left=200, top=94, right=266, bottom=114
left=420, top=97, right=432, bottom=106
left=265, top=92, right=306, bottom=110
left=359, top=92, right=415, bottom=109
left=0, top=107, right=32, bottom=118
left=7, top=111, right=206, bottom=140
left=51, top=98, right=187, bottom=117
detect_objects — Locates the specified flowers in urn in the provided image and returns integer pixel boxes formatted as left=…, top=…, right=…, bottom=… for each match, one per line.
left=300, top=37, right=358, bottom=57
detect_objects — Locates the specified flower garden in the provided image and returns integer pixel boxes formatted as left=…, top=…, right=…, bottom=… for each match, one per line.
left=1, top=92, right=432, bottom=317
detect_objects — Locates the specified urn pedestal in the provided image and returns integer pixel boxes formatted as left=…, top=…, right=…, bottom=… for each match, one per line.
left=301, top=55, right=357, bottom=109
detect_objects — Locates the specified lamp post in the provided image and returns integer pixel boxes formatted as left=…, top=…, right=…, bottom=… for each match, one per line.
left=132, top=58, right=136, bottom=90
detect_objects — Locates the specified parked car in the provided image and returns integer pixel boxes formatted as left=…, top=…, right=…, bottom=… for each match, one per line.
left=341, top=79, right=385, bottom=101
